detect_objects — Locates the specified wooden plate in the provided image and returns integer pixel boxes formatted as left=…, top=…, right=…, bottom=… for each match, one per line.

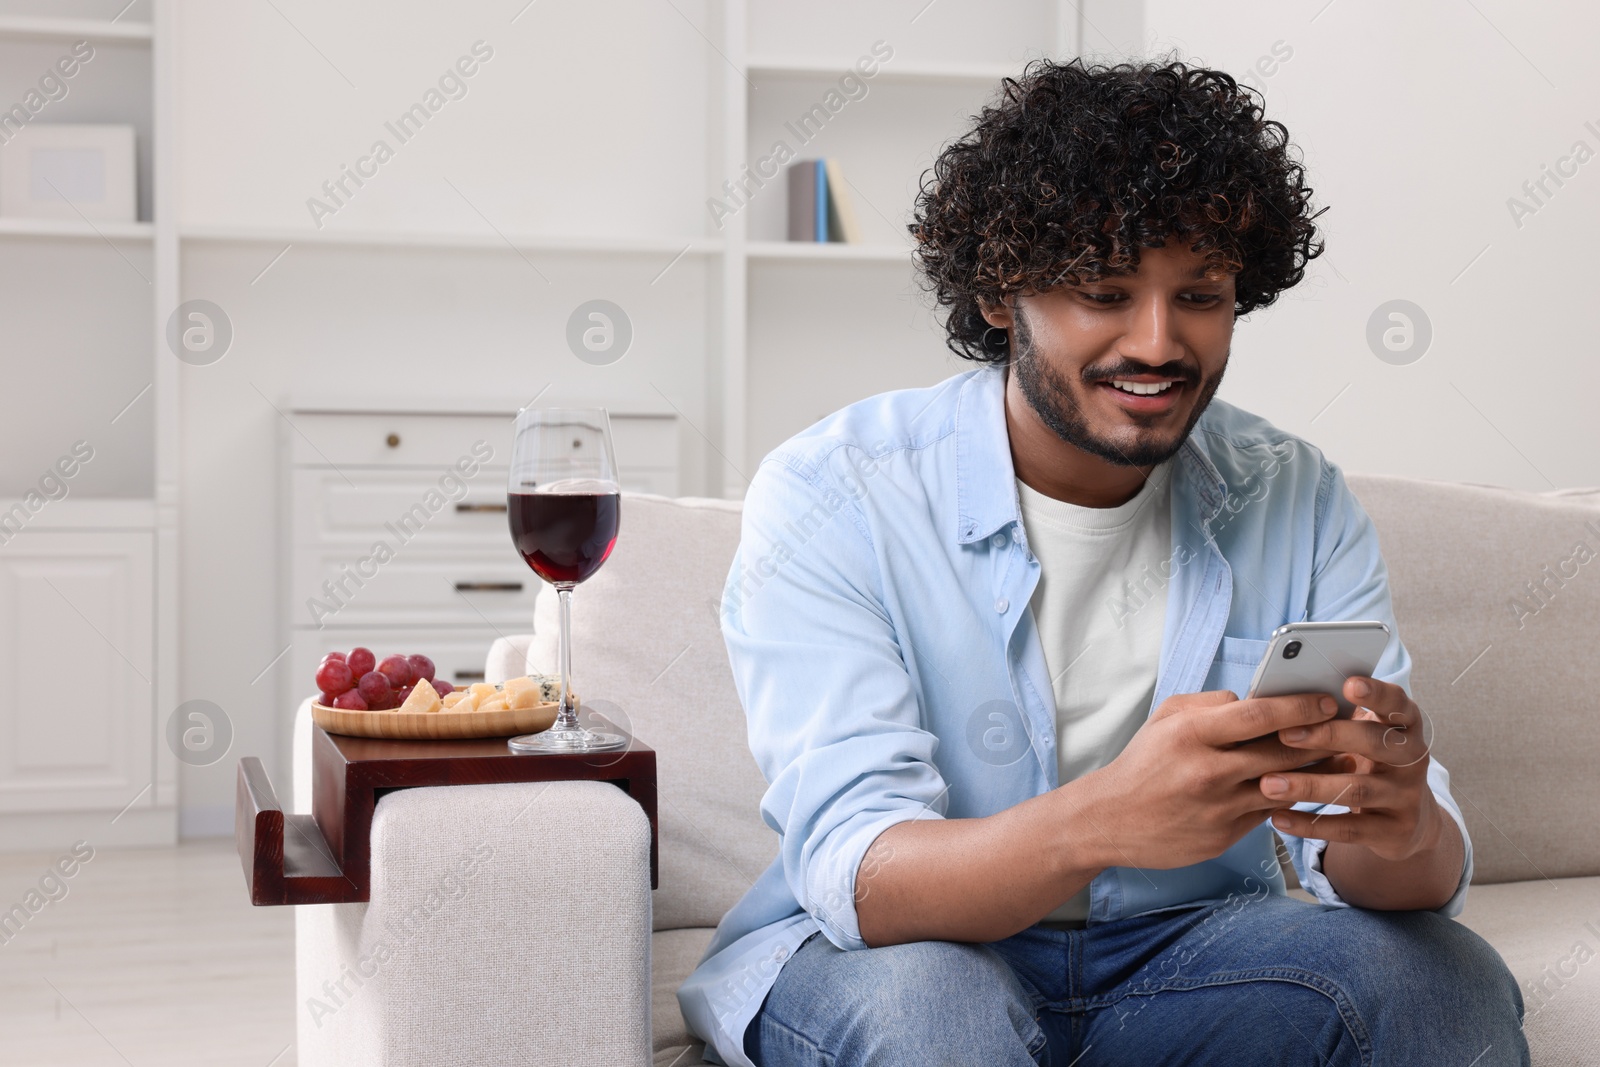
left=311, top=700, right=560, bottom=740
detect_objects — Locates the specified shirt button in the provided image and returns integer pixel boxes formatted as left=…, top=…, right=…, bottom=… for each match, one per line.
left=995, top=597, right=1009, bottom=613
left=1012, top=527, right=1023, bottom=542
left=775, top=946, right=790, bottom=961
left=991, top=533, right=1006, bottom=548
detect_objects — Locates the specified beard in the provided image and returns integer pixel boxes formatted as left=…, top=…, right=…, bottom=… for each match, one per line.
left=1009, top=309, right=1225, bottom=468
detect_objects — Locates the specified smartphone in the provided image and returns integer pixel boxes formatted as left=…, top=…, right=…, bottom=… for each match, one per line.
left=1245, top=620, right=1391, bottom=720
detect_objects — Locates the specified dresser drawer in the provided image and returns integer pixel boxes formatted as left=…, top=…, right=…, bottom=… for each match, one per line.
left=289, top=410, right=679, bottom=478
left=289, top=412, right=507, bottom=469
left=291, top=468, right=678, bottom=546
left=291, top=469, right=511, bottom=547
left=289, top=546, right=536, bottom=628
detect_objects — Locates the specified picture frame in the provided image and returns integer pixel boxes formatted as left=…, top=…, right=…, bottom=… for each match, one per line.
left=0, top=123, right=137, bottom=222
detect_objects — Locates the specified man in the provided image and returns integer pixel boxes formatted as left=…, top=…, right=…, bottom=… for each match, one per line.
left=680, top=57, right=1527, bottom=1065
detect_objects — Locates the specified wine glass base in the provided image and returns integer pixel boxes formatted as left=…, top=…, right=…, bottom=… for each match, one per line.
left=507, top=728, right=627, bottom=753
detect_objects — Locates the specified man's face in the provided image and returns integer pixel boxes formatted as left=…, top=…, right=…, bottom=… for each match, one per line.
left=999, top=241, right=1237, bottom=468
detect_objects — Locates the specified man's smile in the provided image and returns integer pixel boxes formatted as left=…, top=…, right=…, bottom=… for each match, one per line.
left=1095, top=375, right=1187, bottom=415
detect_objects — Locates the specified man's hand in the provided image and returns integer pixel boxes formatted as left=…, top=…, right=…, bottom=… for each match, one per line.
left=1260, top=675, right=1444, bottom=864
left=1075, top=689, right=1346, bottom=872
left=855, top=688, right=1344, bottom=946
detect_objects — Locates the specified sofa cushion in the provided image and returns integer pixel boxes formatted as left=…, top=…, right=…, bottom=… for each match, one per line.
left=1346, top=476, right=1600, bottom=883
left=526, top=494, right=778, bottom=932
left=1453, top=876, right=1600, bottom=1063
left=652, top=927, right=717, bottom=1067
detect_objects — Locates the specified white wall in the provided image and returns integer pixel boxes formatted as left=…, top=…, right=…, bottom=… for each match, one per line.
left=176, top=2, right=712, bottom=237
left=1144, top=0, right=1600, bottom=490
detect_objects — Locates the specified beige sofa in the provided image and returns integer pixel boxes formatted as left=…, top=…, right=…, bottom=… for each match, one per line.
left=295, top=476, right=1600, bottom=1066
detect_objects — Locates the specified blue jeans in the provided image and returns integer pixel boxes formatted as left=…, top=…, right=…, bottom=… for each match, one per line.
left=743, top=895, right=1528, bottom=1066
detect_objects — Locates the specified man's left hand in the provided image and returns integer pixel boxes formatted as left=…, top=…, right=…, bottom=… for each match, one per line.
left=1259, top=675, right=1444, bottom=863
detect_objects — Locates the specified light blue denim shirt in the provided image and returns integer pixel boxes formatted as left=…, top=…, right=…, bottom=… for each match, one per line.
left=680, top=366, right=1473, bottom=1067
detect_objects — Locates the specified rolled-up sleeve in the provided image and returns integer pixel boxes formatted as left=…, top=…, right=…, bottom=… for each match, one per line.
left=1278, top=458, right=1474, bottom=918
left=722, top=452, right=949, bottom=951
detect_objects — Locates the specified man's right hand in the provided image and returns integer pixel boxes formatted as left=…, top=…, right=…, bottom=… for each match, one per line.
left=1070, top=689, right=1346, bottom=872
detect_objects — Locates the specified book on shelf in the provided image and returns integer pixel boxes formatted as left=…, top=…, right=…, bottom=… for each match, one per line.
left=785, top=158, right=862, bottom=243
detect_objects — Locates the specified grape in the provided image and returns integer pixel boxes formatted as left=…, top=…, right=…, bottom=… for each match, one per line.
left=316, top=659, right=355, bottom=695
left=378, top=654, right=414, bottom=688
left=318, top=690, right=340, bottom=706
left=407, top=654, right=436, bottom=683
left=358, top=670, right=392, bottom=706
left=347, top=647, right=376, bottom=677
left=395, top=685, right=414, bottom=706
left=321, top=651, right=347, bottom=663
left=432, top=680, right=454, bottom=697
left=332, top=689, right=368, bottom=711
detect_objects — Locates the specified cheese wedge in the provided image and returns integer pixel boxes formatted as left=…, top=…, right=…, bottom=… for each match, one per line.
left=508, top=685, right=543, bottom=711
left=400, top=678, right=442, bottom=714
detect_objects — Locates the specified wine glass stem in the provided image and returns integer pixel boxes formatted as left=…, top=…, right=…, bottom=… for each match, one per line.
left=555, top=584, right=578, bottom=732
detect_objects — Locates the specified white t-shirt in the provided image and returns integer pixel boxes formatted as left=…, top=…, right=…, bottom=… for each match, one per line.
left=1017, top=459, right=1175, bottom=922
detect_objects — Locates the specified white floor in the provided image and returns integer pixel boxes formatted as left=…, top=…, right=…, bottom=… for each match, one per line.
left=0, top=839, right=297, bottom=1066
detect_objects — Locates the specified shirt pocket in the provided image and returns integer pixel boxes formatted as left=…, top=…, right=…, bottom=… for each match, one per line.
left=1205, top=635, right=1271, bottom=699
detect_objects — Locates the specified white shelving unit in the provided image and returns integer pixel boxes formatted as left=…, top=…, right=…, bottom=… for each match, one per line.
left=718, top=1, right=1083, bottom=486
left=0, top=217, right=153, bottom=239
left=0, top=0, right=176, bottom=847
left=745, top=57, right=1022, bottom=84
left=0, top=13, right=152, bottom=42
left=179, top=224, right=723, bottom=258
left=745, top=240, right=911, bottom=262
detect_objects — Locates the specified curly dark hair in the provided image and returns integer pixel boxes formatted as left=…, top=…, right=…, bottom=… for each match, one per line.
left=910, top=55, right=1326, bottom=363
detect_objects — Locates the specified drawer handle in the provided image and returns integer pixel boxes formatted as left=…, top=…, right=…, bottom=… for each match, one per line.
left=454, top=670, right=486, bottom=683
left=455, top=502, right=508, bottom=514
left=454, top=581, right=524, bottom=593
left=385, top=433, right=401, bottom=448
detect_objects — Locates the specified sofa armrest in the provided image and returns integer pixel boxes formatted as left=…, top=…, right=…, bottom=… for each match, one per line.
left=296, top=778, right=652, bottom=1066
left=292, top=697, right=315, bottom=814
left=486, top=634, right=534, bottom=685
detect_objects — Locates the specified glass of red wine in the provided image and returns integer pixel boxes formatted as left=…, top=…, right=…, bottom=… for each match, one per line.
left=505, top=407, right=626, bottom=753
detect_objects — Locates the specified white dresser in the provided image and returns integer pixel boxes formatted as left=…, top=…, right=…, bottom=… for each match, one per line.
left=281, top=403, right=678, bottom=704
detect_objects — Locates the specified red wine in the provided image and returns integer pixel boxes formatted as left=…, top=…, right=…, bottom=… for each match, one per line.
left=508, top=492, right=620, bottom=585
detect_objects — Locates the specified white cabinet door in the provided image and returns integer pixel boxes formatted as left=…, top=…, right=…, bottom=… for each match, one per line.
left=0, top=533, right=153, bottom=812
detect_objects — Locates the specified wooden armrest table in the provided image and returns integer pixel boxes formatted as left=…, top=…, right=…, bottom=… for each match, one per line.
left=235, top=726, right=658, bottom=905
